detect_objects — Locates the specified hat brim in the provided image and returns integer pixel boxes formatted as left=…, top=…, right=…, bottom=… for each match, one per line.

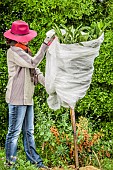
left=4, top=29, right=37, bottom=42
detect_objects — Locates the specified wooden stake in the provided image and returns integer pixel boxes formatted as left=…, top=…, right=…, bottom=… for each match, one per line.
left=70, top=108, right=79, bottom=170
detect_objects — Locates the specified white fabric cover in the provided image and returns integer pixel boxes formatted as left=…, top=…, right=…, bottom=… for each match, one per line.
left=45, top=32, right=104, bottom=110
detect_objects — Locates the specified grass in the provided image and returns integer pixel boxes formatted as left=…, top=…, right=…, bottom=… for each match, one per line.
left=0, top=148, right=113, bottom=170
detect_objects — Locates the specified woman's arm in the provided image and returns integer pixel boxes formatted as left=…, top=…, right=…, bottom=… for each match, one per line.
left=9, top=43, right=48, bottom=68
left=35, top=68, right=45, bottom=86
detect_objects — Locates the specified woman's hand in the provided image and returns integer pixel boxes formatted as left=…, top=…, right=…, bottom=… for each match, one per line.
left=44, top=33, right=56, bottom=46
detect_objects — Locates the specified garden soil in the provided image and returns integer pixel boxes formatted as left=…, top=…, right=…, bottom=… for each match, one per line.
left=51, top=165, right=100, bottom=170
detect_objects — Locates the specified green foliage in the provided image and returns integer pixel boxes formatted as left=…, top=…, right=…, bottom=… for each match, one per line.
left=0, top=0, right=113, bottom=168
left=0, top=49, right=8, bottom=147
left=0, top=114, right=113, bottom=169
left=0, top=148, right=39, bottom=170
left=53, top=20, right=109, bottom=44
left=101, top=158, right=113, bottom=170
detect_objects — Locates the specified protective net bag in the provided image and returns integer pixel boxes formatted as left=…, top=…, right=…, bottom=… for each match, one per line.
left=45, top=32, right=104, bottom=110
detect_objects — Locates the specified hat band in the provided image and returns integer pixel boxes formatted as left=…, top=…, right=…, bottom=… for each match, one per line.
left=11, top=31, right=30, bottom=36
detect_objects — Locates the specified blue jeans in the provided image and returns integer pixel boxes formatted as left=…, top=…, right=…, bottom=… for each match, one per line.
left=5, top=104, right=43, bottom=166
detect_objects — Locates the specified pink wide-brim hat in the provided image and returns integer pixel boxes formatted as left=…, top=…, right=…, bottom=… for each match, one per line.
left=3, top=20, right=37, bottom=42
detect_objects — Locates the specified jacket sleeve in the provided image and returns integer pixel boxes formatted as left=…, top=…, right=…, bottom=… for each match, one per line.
left=9, top=43, right=48, bottom=68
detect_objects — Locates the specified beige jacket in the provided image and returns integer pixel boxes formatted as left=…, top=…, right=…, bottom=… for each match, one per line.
left=6, top=43, right=47, bottom=105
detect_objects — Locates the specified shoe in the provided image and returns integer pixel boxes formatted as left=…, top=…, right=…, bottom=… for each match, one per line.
left=4, top=162, right=16, bottom=170
left=37, top=164, right=50, bottom=170
left=40, top=166, right=50, bottom=170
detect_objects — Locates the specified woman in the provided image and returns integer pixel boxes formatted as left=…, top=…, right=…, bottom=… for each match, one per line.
left=3, top=20, right=55, bottom=169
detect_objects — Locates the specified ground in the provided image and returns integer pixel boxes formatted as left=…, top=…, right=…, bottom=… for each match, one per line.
left=49, top=166, right=100, bottom=170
